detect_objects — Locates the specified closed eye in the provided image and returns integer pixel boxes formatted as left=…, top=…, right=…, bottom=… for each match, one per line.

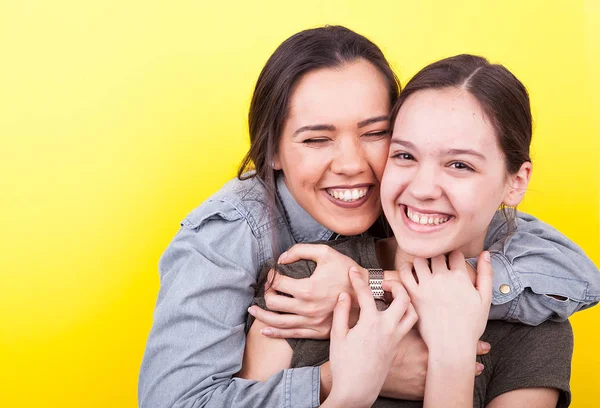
left=302, top=138, right=330, bottom=145
left=364, top=130, right=390, bottom=139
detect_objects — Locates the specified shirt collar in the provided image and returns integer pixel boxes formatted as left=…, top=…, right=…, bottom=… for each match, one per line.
left=276, top=173, right=333, bottom=243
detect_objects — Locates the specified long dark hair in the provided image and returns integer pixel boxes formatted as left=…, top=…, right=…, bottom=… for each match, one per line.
left=390, top=54, right=532, bottom=231
left=238, top=25, right=400, bottom=198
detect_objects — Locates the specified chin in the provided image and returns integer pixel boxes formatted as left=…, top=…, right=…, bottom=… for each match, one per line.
left=331, top=225, right=370, bottom=236
left=397, top=240, right=451, bottom=259
left=326, top=217, right=378, bottom=237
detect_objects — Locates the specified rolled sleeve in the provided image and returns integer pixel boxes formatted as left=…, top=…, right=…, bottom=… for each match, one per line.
left=284, top=366, right=321, bottom=408
left=138, top=201, right=320, bottom=408
left=472, top=211, right=600, bottom=325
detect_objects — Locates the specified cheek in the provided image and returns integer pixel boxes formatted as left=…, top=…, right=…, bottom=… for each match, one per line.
left=447, top=177, right=504, bottom=220
left=364, top=140, right=390, bottom=181
left=380, top=165, right=407, bottom=210
left=448, top=193, right=478, bottom=223
left=282, top=145, right=330, bottom=187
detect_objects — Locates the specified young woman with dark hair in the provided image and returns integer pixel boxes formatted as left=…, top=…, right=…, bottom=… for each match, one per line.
left=139, top=26, right=599, bottom=408
left=242, top=54, right=578, bottom=407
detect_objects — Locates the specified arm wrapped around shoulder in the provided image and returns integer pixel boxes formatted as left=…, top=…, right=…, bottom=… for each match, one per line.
left=477, top=211, right=600, bottom=325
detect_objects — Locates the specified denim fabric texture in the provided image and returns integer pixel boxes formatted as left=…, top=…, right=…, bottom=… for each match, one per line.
left=139, top=173, right=599, bottom=408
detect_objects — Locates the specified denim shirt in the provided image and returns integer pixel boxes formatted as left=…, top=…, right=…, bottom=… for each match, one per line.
left=139, top=174, right=600, bottom=408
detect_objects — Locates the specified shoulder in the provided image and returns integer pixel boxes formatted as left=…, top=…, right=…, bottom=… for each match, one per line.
left=273, top=237, right=377, bottom=282
left=182, top=176, right=284, bottom=236
left=482, top=320, right=573, bottom=383
left=487, top=210, right=565, bottom=244
left=519, top=320, right=574, bottom=351
left=481, top=320, right=573, bottom=407
left=484, top=320, right=573, bottom=351
left=322, top=237, right=379, bottom=267
left=159, top=178, right=274, bottom=287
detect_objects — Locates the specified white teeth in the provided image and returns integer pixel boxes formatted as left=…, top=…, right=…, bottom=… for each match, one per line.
left=405, top=207, right=451, bottom=226
left=326, top=188, right=368, bottom=202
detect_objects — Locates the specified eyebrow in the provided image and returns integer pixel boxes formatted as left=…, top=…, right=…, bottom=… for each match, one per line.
left=390, top=139, right=415, bottom=149
left=446, top=148, right=486, bottom=161
left=391, top=139, right=486, bottom=160
left=292, top=115, right=389, bottom=138
left=292, top=124, right=336, bottom=137
left=357, top=115, right=389, bottom=128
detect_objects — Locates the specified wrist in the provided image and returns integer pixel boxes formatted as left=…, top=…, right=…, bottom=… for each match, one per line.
left=326, top=388, right=373, bottom=408
left=425, top=346, right=476, bottom=407
left=427, top=344, right=476, bottom=368
left=319, top=361, right=332, bottom=403
left=348, top=268, right=370, bottom=306
left=425, top=331, right=478, bottom=353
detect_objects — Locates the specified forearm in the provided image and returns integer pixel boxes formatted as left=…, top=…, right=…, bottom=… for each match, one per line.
left=424, top=346, right=475, bottom=408
left=238, top=320, right=294, bottom=381
left=141, top=322, right=318, bottom=408
left=320, top=361, right=332, bottom=403
left=140, top=302, right=322, bottom=408
left=480, top=211, right=600, bottom=325
left=140, top=222, right=320, bottom=408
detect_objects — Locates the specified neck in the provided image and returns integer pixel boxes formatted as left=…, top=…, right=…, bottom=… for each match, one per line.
left=375, top=235, right=486, bottom=270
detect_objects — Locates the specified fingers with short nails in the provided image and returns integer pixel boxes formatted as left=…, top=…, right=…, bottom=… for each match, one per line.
left=412, top=258, right=431, bottom=283
left=260, top=326, right=327, bottom=339
left=476, top=251, right=494, bottom=306
left=383, top=280, right=410, bottom=317
left=331, top=292, right=351, bottom=343
left=349, top=267, right=377, bottom=314
left=399, top=263, right=418, bottom=296
left=448, top=251, right=466, bottom=271
left=379, top=280, right=418, bottom=338
left=248, top=306, right=304, bottom=329
left=477, top=340, right=491, bottom=355
left=248, top=306, right=330, bottom=339
left=268, top=270, right=308, bottom=297
left=263, top=289, right=303, bottom=314
left=430, top=255, right=448, bottom=274
left=396, top=303, right=418, bottom=335
left=278, top=243, right=332, bottom=264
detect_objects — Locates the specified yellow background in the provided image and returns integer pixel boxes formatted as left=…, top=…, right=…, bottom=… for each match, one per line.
left=1, top=0, right=598, bottom=406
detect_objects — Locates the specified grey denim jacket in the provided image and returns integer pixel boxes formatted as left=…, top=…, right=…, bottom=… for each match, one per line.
left=139, top=174, right=600, bottom=408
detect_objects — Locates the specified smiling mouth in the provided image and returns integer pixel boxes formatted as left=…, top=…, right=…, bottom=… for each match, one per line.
left=326, top=186, right=371, bottom=203
left=404, top=206, right=454, bottom=226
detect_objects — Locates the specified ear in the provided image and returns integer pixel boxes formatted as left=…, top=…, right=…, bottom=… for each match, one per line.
left=503, top=162, right=532, bottom=207
left=272, top=153, right=282, bottom=170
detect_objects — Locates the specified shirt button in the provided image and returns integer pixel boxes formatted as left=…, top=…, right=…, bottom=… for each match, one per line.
left=499, top=284, right=511, bottom=294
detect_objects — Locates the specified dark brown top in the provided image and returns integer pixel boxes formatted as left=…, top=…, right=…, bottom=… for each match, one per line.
left=248, top=237, right=573, bottom=407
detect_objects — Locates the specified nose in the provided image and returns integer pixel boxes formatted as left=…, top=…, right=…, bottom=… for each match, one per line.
left=406, top=163, right=443, bottom=202
left=329, top=136, right=368, bottom=176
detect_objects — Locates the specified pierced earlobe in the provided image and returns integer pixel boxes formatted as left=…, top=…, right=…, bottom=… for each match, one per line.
left=272, top=156, right=282, bottom=170
left=503, top=162, right=532, bottom=207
